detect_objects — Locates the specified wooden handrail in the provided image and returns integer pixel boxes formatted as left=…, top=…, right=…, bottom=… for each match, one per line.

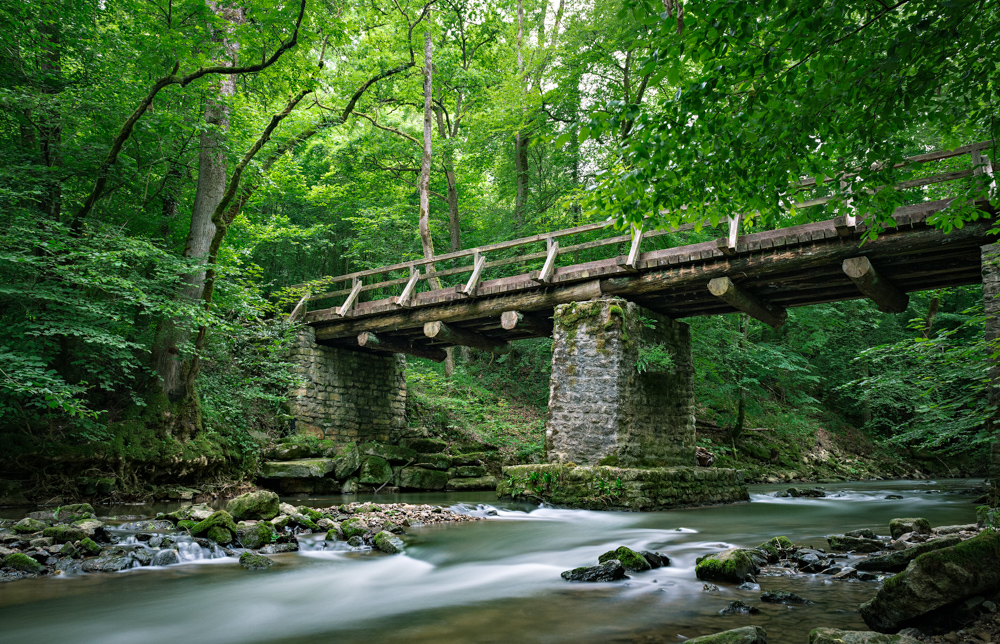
left=290, top=141, right=994, bottom=318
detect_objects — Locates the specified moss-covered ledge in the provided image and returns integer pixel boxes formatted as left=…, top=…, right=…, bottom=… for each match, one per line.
left=497, top=464, right=749, bottom=511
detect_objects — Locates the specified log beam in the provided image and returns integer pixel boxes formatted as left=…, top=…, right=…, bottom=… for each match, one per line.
left=423, top=321, right=512, bottom=354
left=707, top=276, right=787, bottom=328
left=500, top=310, right=555, bottom=336
left=357, top=332, right=447, bottom=362
left=842, top=256, right=909, bottom=313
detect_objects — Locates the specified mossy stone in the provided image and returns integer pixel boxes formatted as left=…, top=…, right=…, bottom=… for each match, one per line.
left=177, top=520, right=198, bottom=531
left=4, top=552, right=44, bottom=573
left=235, top=522, right=277, bottom=549
left=55, top=503, right=95, bottom=522
left=358, top=456, right=393, bottom=485
left=373, top=530, right=405, bottom=554
left=401, top=437, right=447, bottom=453
left=598, top=546, right=651, bottom=572
left=324, top=528, right=339, bottom=541
left=239, top=551, right=274, bottom=570
left=12, top=517, right=46, bottom=534
left=206, top=525, right=233, bottom=544
left=363, top=443, right=419, bottom=464
left=686, top=626, right=767, bottom=644
left=190, top=510, right=238, bottom=539
left=398, top=467, right=449, bottom=490
left=79, top=537, right=102, bottom=556
left=888, top=517, right=931, bottom=539
left=695, top=548, right=757, bottom=583
left=43, top=525, right=86, bottom=543
left=226, top=490, right=280, bottom=521
left=340, top=517, right=367, bottom=540
left=60, top=542, right=80, bottom=558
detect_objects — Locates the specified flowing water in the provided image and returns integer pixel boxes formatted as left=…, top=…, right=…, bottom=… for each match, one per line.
left=0, top=479, right=984, bottom=643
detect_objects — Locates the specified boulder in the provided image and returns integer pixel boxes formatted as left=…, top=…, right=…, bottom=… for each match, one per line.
left=358, top=456, right=393, bottom=485
left=72, top=519, right=105, bottom=538
left=686, top=627, right=766, bottom=644
left=363, top=443, right=419, bottom=464
left=719, top=600, right=760, bottom=615
left=757, top=536, right=794, bottom=562
left=415, top=454, right=452, bottom=471
left=374, top=531, right=405, bottom=554
left=3, top=552, right=44, bottom=573
left=151, top=549, right=180, bottom=566
left=12, top=517, right=46, bottom=534
left=640, top=550, right=670, bottom=568
left=934, top=524, right=978, bottom=535
left=447, top=476, right=498, bottom=491
left=561, top=560, right=627, bottom=582
left=227, top=490, right=281, bottom=521
left=340, top=518, right=368, bottom=540
left=847, top=529, right=879, bottom=539
left=889, top=518, right=931, bottom=540
left=761, top=590, right=813, bottom=604
left=333, top=445, right=361, bottom=479
left=42, top=525, right=86, bottom=544
left=451, top=452, right=487, bottom=466
left=398, top=467, right=449, bottom=490
left=259, top=542, right=298, bottom=554
left=119, top=519, right=173, bottom=532
left=809, top=628, right=920, bottom=644
left=239, top=551, right=274, bottom=570
left=236, top=522, right=277, bottom=549
left=166, top=503, right=215, bottom=523
left=859, top=531, right=1000, bottom=632
left=189, top=510, right=238, bottom=542
left=270, top=442, right=312, bottom=460
left=400, top=437, right=447, bottom=453
left=787, top=487, right=825, bottom=498
left=78, top=537, right=101, bottom=556
left=55, top=503, right=95, bottom=523
left=828, top=535, right=885, bottom=553
left=260, top=459, right=335, bottom=479
left=696, top=548, right=758, bottom=583
left=81, top=552, right=132, bottom=572
left=598, top=546, right=651, bottom=572
left=855, top=536, right=962, bottom=573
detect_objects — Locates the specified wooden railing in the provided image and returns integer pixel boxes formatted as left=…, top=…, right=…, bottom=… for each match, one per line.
left=289, top=140, right=996, bottom=322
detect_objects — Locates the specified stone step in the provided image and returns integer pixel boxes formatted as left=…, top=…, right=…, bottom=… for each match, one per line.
left=259, top=459, right=336, bottom=479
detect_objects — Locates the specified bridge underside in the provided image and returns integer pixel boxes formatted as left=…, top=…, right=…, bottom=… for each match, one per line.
left=307, top=199, right=996, bottom=356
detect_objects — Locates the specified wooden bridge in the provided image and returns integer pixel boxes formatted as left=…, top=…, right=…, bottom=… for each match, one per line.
left=292, top=142, right=998, bottom=362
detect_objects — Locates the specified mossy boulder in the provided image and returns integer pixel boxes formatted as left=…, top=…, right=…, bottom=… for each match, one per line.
left=43, top=525, right=86, bottom=544
left=756, top=536, right=794, bottom=562
left=449, top=465, right=487, bottom=478
left=60, top=542, right=80, bottom=558
left=374, top=530, right=405, bottom=554
left=859, top=530, right=1000, bottom=632
left=761, top=590, right=813, bottom=604
left=239, top=551, right=274, bottom=570
left=166, top=503, right=215, bottom=523
left=414, top=453, right=452, bottom=470
left=55, top=503, right=95, bottom=523
left=451, top=452, right=487, bottom=466
left=855, top=536, right=962, bottom=573
left=235, top=520, right=278, bottom=548
left=398, top=467, right=449, bottom=490
left=827, top=535, right=884, bottom=553
left=686, top=626, right=767, bottom=644
left=4, top=552, right=45, bottom=573
left=72, top=519, right=104, bottom=538
left=269, top=442, right=313, bottom=460
left=888, top=517, right=931, bottom=540
left=190, top=510, right=238, bottom=543
left=401, top=437, right=447, bottom=453
left=11, top=517, right=46, bottom=534
left=260, top=459, right=336, bottom=479
left=227, top=490, right=280, bottom=521
left=333, top=444, right=361, bottom=479
left=561, top=560, right=627, bottom=582
left=598, top=546, right=651, bottom=572
left=695, top=548, right=758, bottom=583
left=358, top=456, right=393, bottom=485
left=340, top=517, right=368, bottom=540
left=324, top=528, right=339, bottom=541
left=447, top=476, right=499, bottom=491
left=809, top=628, right=920, bottom=644
left=364, top=443, right=419, bottom=464
left=79, top=537, right=102, bottom=556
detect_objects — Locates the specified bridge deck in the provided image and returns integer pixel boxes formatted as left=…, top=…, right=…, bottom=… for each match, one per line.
left=296, top=142, right=998, bottom=359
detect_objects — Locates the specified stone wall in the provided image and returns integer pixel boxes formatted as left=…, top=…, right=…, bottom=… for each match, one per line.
left=287, top=328, right=406, bottom=444
left=498, top=464, right=749, bottom=511
left=545, top=297, right=696, bottom=468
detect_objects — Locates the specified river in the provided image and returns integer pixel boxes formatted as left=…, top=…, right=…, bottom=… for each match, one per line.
left=0, top=479, right=983, bottom=643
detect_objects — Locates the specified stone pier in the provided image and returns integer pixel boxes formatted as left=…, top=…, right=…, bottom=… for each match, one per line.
left=545, top=298, right=696, bottom=467
left=286, top=327, right=406, bottom=443
left=500, top=297, right=748, bottom=510
left=984, top=244, right=1000, bottom=502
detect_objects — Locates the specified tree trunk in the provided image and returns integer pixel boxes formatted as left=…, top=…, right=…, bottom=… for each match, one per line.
left=513, top=0, right=528, bottom=224
left=418, top=25, right=440, bottom=289
left=39, top=0, right=61, bottom=220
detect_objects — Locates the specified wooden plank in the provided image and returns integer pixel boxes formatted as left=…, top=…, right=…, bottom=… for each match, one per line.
left=288, top=291, right=310, bottom=322
left=531, top=240, right=559, bottom=284
left=707, top=276, right=788, bottom=328
left=336, top=278, right=363, bottom=317
left=842, top=257, right=909, bottom=313
left=423, top=321, right=512, bottom=354
left=461, top=253, right=487, bottom=297
left=500, top=310, right=554, bottom=336
left=624, top=225, right=644, bottom=271
left=357, top=332, right=447, bottom=362
left=395, top=269, right=421, bottom=308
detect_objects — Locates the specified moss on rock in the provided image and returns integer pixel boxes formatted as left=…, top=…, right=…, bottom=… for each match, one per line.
left=55, top=503, right=95, bottom=522
left=11, top=517, right=46, bottom=534
left=358, top=456, right=393, bottom=485
left=3, top=552, right=44, bottom=573
left=79, top=537, right=102, bottom=556
left=340, top=517, right=368, bottom=540
left=226, top=490, right=280, bottom=521
left=239, top=551, right=274, bottom=570
left=374, top=530, right=405, bottom=554
left=888, top=517, right=931, bottom=539
left=42, top=525, right=86, bottom=544
left=190, top=510, right=237, bottom=543
left=598, top=546, right=651, bottom=572
left=695, top=548, right=757, bottom=583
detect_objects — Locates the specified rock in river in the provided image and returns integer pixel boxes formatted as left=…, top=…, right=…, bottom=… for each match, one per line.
left=374, top=531, right=405, bottom=554
left=696, top=548, right=758, bottom=583
left=761, top=590, right=813, bottom=605
left=888, top=518, right=931, bottom=540
left=226, top=490, right=280, bottom=521
left=859, top=531, right=1000, bottom=632
left=239, top=552, right=274, bottom=570
left=561, top=560, right=627, bottom=582
left=809, top=628, right=920, bottom=644
left=854, top=536, right=961, bottom=573
left=598, top=546, right=651, bottom=572
left=719, top=600, right=760, bottom=615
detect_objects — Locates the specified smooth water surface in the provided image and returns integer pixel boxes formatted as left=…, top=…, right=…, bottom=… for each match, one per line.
left=0, top=479, right=983, bottom=644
